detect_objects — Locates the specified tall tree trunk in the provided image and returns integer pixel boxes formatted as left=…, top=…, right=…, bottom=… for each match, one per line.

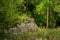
left=46, top=0, right=50, bottom=28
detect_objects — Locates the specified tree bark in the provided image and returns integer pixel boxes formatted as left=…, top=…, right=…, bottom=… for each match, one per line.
left=46, top=0, right=50, bottom=28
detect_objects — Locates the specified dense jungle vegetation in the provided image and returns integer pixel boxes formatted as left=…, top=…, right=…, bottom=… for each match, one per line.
left=0, top=0, right=60, bottom=40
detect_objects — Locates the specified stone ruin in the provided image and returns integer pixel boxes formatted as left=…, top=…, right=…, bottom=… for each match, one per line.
left=9, top=18, right=38, bottom=34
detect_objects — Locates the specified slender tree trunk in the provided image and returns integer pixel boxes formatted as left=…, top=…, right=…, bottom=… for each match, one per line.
left=46, top=0, right=50, bottom=28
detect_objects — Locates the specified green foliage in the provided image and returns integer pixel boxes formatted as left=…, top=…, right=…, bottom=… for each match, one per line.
left=0, top=0, right=60, bottom=39
left=36, top=0, right=47, bottom=13
left=54, top=5, right=60, bottom=12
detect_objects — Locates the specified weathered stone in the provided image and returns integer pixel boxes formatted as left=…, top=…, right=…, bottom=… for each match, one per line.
left=9, top=18, right=38, bottom=34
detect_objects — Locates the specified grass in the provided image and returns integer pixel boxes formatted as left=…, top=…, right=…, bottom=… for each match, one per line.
left=6, top=28, right=60, bottom=40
